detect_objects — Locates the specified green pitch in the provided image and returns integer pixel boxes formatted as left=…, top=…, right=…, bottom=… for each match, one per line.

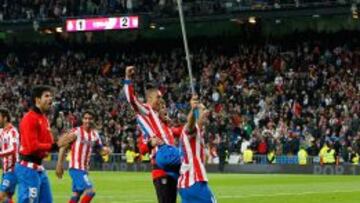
left=18, top=171, right=360, bottom=202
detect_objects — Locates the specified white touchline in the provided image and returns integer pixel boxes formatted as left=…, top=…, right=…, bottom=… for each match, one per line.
left=218, top=189, right=360, bottom=199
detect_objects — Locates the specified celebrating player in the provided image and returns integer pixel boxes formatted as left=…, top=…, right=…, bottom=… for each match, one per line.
left=124, top=66, right=182, bottom=203
left=0, top=108, right=19, bottom=203
left=56, top=109, right=110, bottom=203
left=15, top=85, right=76, bottom=203
left=178, top=96, right=216, bottom=203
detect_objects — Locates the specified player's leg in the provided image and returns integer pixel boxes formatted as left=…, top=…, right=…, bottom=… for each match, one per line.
left=179, top=182, right=216, bottom=203
left=0, top=172, right=16, bottom=203
left=69, top=169, right=95, bottom=203
left=0, top=191, right=6, bottom=203
left=152, top=178, right=163, bottom=203
left=39, top=171, right=53, bottom=203
left=199, top=182, right=216, bottom=203
left=80, top=188, right=96, bottom=203
left=15, top=163, right=41, bottom=203
left=153, top=176, right=177, bottom=203
left=6, top=172, right=16, bottom=203
left=0, top=192, right=9, bottom=203
left=164, top=175, right=178, bottom=203
left=69, top=191, right=82, bottom=203
left=69, top=169, right=84, bottom=203
left=178, top=188, right=190, bottom=203
left=5, top=194, right=15, bottom=203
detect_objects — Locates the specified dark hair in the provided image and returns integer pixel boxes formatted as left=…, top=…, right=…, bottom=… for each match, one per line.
left=0, top=108, right=11, bottom=122
left=31, top=85, right=53, bottom=104
left=82, top=109, right=97, bottom=120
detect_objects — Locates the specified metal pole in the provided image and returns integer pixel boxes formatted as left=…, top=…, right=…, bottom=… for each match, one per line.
left=176, top=0, right=196, bottom=95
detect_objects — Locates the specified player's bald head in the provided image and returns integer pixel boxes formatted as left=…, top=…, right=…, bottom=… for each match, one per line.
left=146, top=88, right=161, bottom=99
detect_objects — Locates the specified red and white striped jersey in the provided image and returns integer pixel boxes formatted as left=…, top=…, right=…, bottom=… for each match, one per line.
left=178, top=125, right=208, bottom=189
left=0, top=124, right=19, bottom=172
left=124, top=80, right=174, bottom=145
left=69, top=126, right=102, bottom=171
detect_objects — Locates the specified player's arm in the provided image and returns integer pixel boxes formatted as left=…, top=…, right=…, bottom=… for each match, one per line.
left=137, top=130, right=150, bottom=155
left=57, top=130, right=77, bottom=148
left=0, top=131, right=17, bottom=157
left=56, top=146, right=68, bottom=179
left=196, top=103, right=208, bottom=130
left=0, top=143, right=16, bottom=158
left=171, top=126, right=184, bottom=138
left=93, top=133, right=111, bottom=155
left=185, top=96, right=199, bottom=133
left=55, top=130, right=77, bottom=179
left=138, top=135, right=164, bottom=154
left=123, top=66, right=149, bottom=116
left=0, top=146, right=15, bottom=157
left=185, top=96, right=208, bottom=136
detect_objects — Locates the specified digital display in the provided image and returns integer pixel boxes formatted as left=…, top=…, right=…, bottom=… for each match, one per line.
left=66, top=16, right=139, bottom=32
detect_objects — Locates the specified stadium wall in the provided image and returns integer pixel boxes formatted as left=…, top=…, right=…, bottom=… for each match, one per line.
left=44, top=162, right=360, bottom=175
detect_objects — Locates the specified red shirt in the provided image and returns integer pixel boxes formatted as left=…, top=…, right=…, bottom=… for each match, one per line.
left=19, top=109, right=54, bottom=159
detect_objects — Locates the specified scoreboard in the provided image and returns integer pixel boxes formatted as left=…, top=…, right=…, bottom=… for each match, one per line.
left=66, top=16, right=139, bottom=32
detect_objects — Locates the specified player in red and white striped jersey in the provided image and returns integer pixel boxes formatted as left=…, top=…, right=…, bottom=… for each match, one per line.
left=56, top=110, right=110, bottom=203
left=0, top=108, right=19, bottom=203
left=124, top=66, right=175, bottom=146
left=124, top=66, right=181, bottom=203
left=67, top=125, right=102, bottom=171
left=0, top=123, right=19, bottom=173
left=178, top=98, right=216, bottom=203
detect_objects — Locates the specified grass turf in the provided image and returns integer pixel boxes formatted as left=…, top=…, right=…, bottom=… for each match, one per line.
left=13, top=171, right=360, bottom=203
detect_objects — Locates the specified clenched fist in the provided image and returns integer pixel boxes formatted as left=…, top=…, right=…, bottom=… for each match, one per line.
left=125, top=66, right=135, bottom=79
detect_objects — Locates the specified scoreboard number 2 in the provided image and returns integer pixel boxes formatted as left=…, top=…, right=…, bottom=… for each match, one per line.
left=120, top=17, right=129, bottom=28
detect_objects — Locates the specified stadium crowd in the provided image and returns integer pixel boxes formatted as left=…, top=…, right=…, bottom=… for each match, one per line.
left=0, top=33, right=359, bottom=164
left=0, top=0, right=350, bottom=21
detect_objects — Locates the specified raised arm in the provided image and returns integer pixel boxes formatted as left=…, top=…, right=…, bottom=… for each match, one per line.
left=185, top=96, right=208, bottom=134
left=123, top=66, right=149, bottom=115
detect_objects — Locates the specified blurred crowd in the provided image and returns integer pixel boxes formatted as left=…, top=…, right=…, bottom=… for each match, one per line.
left=0, top=32, right=359, bottom=164
left=0, top=0, right=351, bottom=21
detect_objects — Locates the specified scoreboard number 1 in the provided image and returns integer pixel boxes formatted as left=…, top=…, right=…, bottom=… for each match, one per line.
left=76, top=19, right=86, bottom=31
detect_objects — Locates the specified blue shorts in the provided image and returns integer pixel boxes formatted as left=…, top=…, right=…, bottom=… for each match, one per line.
left=15, top=163, right=53, bottom=203
left=69, top=168, right=93, bottom=193
left=179, top=182, right=216, bottom=203
left=0, top=171, right=17, bottom=194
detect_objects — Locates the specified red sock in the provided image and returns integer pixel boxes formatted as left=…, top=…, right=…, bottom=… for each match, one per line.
left=80, top=194, right=95, bottom=203
left=69, top=193, right=80, bottom=203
